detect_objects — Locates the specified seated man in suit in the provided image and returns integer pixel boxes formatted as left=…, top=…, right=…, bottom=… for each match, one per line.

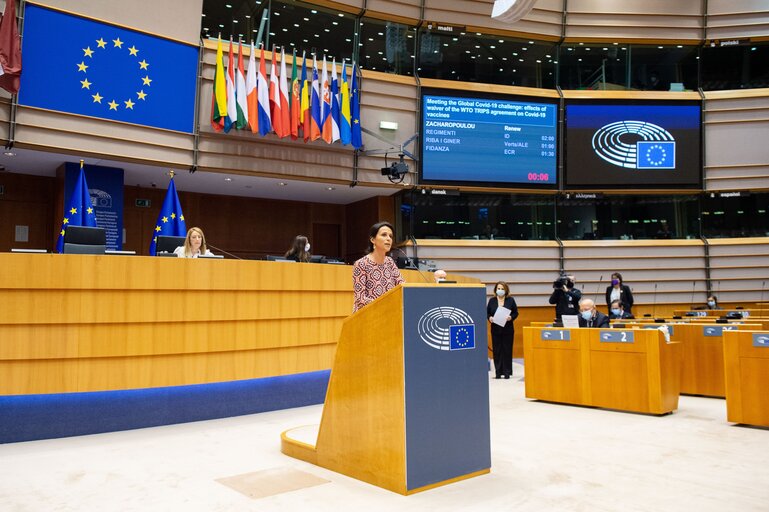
left=609, top=299, right=635, bottom=320
left=578, top=298, right=610, bottom=328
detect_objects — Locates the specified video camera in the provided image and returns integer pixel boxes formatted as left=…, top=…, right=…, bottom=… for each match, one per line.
left=552, top=275, right=574, bottom=289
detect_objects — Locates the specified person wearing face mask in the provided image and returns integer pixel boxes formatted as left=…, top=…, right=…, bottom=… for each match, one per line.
left=486, top=281, right=519, bottom=379
left=433, top=269, right=447, bottom=283
left=706, top=295, right=721, bottom=310
left=577, top=298, right=610, bottom=328
left=352, top=221, right=405, bottom=312
left=285, top=235, right=312, bottom=262
left=174, top=227, right=213, bottom=258
left=609, top=300, right=634, bottom=320
left=605, top=272, right=634, bottom=315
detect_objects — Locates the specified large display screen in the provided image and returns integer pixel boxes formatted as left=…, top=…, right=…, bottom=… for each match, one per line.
left=420, top=89, right=558, bottom=187
left=565, top=102, right=702, bottom=188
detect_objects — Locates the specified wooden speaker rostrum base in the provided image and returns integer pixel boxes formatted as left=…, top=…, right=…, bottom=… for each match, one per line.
left=281, top=283, right=491, bottom=495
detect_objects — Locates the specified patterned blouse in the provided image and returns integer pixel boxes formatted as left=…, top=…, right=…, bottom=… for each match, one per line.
left=352, top=255, right=405, bottom=312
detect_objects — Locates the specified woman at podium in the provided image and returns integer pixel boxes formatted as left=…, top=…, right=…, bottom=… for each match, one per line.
left=174, top=227, right=213, bottom=258
left=352, top=221, right=404, bottom=312
left=486, top=282, right=519, bottom=379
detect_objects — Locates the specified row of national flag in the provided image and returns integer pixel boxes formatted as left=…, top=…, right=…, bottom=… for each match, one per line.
left=211, top=39, right=362, bottom=149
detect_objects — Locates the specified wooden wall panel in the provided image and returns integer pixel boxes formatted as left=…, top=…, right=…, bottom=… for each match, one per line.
left=0, top=173, right=56, bottom=251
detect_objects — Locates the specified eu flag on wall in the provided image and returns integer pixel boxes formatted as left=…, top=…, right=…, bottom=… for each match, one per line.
left=19, top=4, right=198, bottom=133
left=56, top=164, right=97, bottom=253
left=449, top=324, right=475, bottom=351
left=149, top=177, right=187, bottom=256
left=636, top=141, right=676, bottom=170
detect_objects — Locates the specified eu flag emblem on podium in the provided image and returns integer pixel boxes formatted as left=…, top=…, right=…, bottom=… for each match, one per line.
left=19, top=4, right=198, bottom=133
left=637, top=141, right=675, bottom=169
left=449, top=324, right=475, bottom=351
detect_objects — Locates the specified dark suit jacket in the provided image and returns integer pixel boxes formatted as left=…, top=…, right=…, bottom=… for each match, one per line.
left=605, top=284, right=634, bottom=312
left=578, top=310, right=610, bottom=328
left=487, top=296, right=519, bottom=336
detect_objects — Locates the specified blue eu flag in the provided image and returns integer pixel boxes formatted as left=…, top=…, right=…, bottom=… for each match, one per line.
left=149, top=178, right=187, bottom=256
left=19, top=4, right=198, bottom=133
left=636, top=141, right=675, bottom=169
left=56, top=165, right=98, bottom=253
left=449, top=324, right=475, bottom=351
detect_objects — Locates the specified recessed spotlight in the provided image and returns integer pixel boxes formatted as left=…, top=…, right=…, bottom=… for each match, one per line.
left=326, top=186, right=335, bottom=191
left=3, top=151, right=15, bottom=156
left=278, top=182, right=287, bottom=186
left=224, top=177, right=232, bottom=182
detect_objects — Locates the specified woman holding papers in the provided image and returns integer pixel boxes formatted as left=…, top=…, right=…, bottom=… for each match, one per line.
left=174, top=227, right=213, bottom=258
left=487, top=282, right=519, bottom=379
left=352, top=221, right=404, bottom=312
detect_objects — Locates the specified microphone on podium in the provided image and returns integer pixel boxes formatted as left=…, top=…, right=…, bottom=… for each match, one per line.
left=762, top=280, right=767, bottom=303
left=206, top=243, right=242, bottom=260
left=389, top=247, right=431, bottom=283
left=645, top=283, right=658, bottom=318
left=690, top=280, right=696, bottom=308
left=594, top=274, right=603, bottom=304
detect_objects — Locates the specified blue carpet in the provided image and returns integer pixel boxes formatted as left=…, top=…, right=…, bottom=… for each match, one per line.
left=0, top=370, right=330, bottom=444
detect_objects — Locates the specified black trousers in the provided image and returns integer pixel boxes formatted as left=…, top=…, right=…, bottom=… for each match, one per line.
left=491, top=330, right=514, bottom=377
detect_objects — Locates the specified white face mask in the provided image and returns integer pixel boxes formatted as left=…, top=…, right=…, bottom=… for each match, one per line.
left=581, top=310, right=593, bottom=320
left=304, top=243, right=311, bottom=252
left=496, top=289, right=505, bottom=297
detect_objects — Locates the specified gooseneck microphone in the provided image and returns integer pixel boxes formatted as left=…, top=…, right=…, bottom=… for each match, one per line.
left=594, top=274, right=603, bottom=305
left=389, top=247, right=431, bottom=283
left=651, top=283, right=658, bottom=319
left=207, top=243, right=243, bottom=260
left=690, top=280, right=696, bottom=309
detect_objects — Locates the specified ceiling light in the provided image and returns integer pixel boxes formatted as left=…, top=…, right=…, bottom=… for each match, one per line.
left=278, top=182, right=287, bottom=186
left=224, top=177, right=232, bottom=182
left=3, top=151, right=15, bottom=156
left=326, top=186, right=336, bottom=191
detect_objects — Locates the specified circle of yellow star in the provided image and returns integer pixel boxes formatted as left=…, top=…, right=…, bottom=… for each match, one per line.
left=77, top=61, right=88, bottom=72
left=136, top=90, right=147, bottom=100
left=124, top=99, right=135, bottom=109
left=83, top=47, right=94, bottom=58
left=139, top=59, right=149, bottom=70
left=108, top=100, right=119, bottom=110
left=92, top=92, right=103, bottom=103
left=142, top=75, right=152, bottom=86
left=128, top=46, right=139, bottom=56
left=96, top=38, right=107, bottom=49
left=80, top=78, right=92, bottom=89
left=113, top=37, right=123, bottom=48
left=87, top=207, right=94, bottom=214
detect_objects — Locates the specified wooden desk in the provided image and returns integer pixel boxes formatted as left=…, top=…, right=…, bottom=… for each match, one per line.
left=523, top=327, right=681, bottom=414
left=0, top=253, right=446, bottom=395
left=723, top=330, right=769, bottom=427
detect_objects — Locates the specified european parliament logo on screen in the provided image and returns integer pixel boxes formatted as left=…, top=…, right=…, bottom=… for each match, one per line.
left=19, top=4, right=198, bottom=133
left=591, top=120, right=676, bottom=170
left=418, top=306, right=476, bottom=351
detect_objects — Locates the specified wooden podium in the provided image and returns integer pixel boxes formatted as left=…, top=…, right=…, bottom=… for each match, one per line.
left=281, top=283, right=491, bottom=495
left=723, top=330, right=769, bottom=427
left=523, top=326, right=681, bottom=414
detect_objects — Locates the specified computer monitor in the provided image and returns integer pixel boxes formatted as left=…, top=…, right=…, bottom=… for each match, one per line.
left=266, top=255, right=295, bottom=262
left=63, top=226, right=106, bottom=255
left=156, top=235, right=186, bottom=255
left=309, top=254, right=325, bottom=263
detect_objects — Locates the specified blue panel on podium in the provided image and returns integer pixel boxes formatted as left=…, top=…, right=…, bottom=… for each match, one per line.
left=402, top=286, right=491, bottom=491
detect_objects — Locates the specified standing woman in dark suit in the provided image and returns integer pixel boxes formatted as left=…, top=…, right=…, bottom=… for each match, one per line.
left=605, top=272, right=634, bottom=314
left=487, top=281, right=519, bottom=379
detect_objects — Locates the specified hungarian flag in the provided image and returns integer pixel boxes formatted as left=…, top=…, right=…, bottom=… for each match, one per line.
left=340, top=61, right=351, bottom=145
left=289, top=49, right=301, bottom=140
left=278, top=47, right=290, bottom=138
left=309, top=56, right=321, bottom=141
left=330, top=58, right=341, bottom=143
left=246, top=42, right=258, bottom=133
left=224, top=38, right=237, bottom=133
left=256, top=46, right=271, bottom=136
left=235, top=40, right=249, bottom=130
left=0, top=0, right=21, bottom=94
left=351, top=62, right=362, bottom=149
left=320, top=55, right=332, bottom=144
left=269, top=45, right=282, bottom=137
left=210, top=38, right=227, bottom=132
left=300, top=52, right=310, bottom=142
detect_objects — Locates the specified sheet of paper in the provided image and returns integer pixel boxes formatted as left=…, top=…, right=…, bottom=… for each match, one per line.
left=492, top=306, right=511, bottom=327
left=561, top=315, right=579, bottom=329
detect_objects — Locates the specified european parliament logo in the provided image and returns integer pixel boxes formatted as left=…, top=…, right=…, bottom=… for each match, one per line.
left=592, top=120, right=676, bottom=170
left=418, top=306, right=476, bottom=351
left=19, top=4, right=198, bottom=133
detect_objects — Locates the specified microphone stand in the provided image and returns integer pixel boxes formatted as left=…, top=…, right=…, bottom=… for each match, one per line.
left=390, top=247, right=431, bottom=283
left=206, top=243, right=243, bottom=260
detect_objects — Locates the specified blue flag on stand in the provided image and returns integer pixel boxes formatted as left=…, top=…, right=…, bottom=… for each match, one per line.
left=350, top=63, right=362, bottom=149
left=149, top=178, right=187, bottom=256
left=56, top=165, right=97, bottom=253
left=18, top=4, right=198, bottom=133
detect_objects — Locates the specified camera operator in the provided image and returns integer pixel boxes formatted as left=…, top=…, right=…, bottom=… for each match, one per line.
left=548, top=274, right=582, bottom=320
